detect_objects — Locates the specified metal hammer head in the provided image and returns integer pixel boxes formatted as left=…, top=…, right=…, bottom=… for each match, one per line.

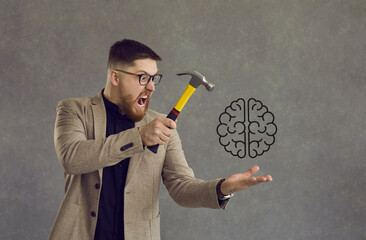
left=177, top=71, right=215, bottom=91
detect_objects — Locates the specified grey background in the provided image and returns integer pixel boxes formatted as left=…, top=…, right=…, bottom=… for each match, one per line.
left=1, top=0, right=365, bottom=239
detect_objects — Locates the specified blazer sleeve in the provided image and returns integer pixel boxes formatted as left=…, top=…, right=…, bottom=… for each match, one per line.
left=161, top=129, right=227, bottom=209
left=54, top=100, right=144, bottom=175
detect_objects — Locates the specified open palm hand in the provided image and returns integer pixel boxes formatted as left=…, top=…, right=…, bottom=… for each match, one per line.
left=220, top=166, right=272, bottom=195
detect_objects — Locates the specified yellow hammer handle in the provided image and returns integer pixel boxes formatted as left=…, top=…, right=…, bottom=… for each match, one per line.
left=147, top=84, right=197, bottom=154
left=174, top=84, right=196, bottom=112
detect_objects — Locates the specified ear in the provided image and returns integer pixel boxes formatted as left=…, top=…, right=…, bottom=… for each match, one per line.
left=109, top=70, right=119, bottom=86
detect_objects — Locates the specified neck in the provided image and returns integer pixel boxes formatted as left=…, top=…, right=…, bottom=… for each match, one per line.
left=103, top=85, right=125, bottom=115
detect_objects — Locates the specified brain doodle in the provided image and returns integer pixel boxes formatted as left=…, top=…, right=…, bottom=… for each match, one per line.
left=216, top=98, right=277, bottom=158
left=216, top=98, right=246, bottom=158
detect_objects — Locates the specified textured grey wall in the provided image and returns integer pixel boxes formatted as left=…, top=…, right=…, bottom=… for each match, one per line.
left=1, top=0, right=365, bottom=239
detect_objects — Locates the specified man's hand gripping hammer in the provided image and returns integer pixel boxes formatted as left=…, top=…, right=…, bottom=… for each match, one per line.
left=147, top=70, right=215, bottom=154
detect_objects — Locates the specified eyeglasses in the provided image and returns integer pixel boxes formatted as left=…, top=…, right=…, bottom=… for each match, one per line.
left=114, top=69, right=162, bottom=86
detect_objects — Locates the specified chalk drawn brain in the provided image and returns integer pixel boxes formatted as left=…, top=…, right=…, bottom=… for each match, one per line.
left=216, top=98, right=277, bottom=158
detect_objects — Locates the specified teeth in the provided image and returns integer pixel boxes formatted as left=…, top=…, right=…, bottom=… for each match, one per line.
left=138, top=96, right=147, bottom=106
left=137, top=94, right=149, bottom=106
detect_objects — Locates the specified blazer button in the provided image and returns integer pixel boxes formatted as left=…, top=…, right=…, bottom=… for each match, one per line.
left=91, top=211, right=96, bottom=217
left=95, top=183, right=100, bottom=189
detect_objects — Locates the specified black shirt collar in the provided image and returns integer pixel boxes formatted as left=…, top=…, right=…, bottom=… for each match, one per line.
left=102, top=89, right=126, bottom=119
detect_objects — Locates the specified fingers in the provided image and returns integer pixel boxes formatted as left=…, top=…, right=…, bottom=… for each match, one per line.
left=242, top=166, right=273, bottom=182
left=236, top=174, right=272, bottom=190
left=157, top=118, right=176, bottom=144
left=247, top=165, right=273, bottom=182
left=161, top=118, right=177, bottom=130
left=252, top=175, right=273, bottom=182
left=243, top=165, right=260, bottom=178
left=224, top=169, right=273, bottom=194
left=139, top=117, right=177, bottom=146
left=265, top=175, right=273, bottom=181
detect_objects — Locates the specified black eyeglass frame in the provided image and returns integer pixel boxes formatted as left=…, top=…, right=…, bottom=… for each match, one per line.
left=114, top=69, right=162, bottom=86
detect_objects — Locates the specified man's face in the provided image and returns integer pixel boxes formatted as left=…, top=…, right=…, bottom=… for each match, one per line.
left=116, top=58, right=158, bottom=122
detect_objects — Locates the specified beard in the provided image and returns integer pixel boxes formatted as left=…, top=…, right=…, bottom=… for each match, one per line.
left=119, top=91, right=151, bottom=122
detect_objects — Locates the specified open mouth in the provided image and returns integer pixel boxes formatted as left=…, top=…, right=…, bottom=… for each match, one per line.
left=137, top=96, right=148, bottom=107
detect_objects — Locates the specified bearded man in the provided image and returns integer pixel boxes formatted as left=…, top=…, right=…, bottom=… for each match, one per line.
left=48, top=39, right=272, bottom=240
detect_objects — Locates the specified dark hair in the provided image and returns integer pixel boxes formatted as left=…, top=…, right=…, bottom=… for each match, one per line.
left=107, top=39, right=161, bottom=69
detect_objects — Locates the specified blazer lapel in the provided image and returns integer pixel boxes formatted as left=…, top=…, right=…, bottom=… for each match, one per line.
left=91, top=90, right=151, bottom=186
left=91, top=90, right=106, bottom=179
left=125, top=113, right=149, bottom=187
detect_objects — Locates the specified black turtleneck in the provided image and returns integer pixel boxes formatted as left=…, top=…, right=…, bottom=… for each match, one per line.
left=94, top=91, right=134, bottom=240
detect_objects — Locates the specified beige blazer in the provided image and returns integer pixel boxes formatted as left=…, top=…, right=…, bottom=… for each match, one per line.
left=48, top=91, right=226, bottom=240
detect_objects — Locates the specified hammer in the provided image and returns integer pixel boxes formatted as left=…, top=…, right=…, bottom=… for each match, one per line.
left=148, top=70, right=215, bottom=154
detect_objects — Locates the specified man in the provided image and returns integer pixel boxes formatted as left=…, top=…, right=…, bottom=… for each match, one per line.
left=49, top=39, right=272, bottom=240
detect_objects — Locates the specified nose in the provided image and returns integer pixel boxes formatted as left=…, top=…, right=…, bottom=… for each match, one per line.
left=145, top=78, right=155, bottom=92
